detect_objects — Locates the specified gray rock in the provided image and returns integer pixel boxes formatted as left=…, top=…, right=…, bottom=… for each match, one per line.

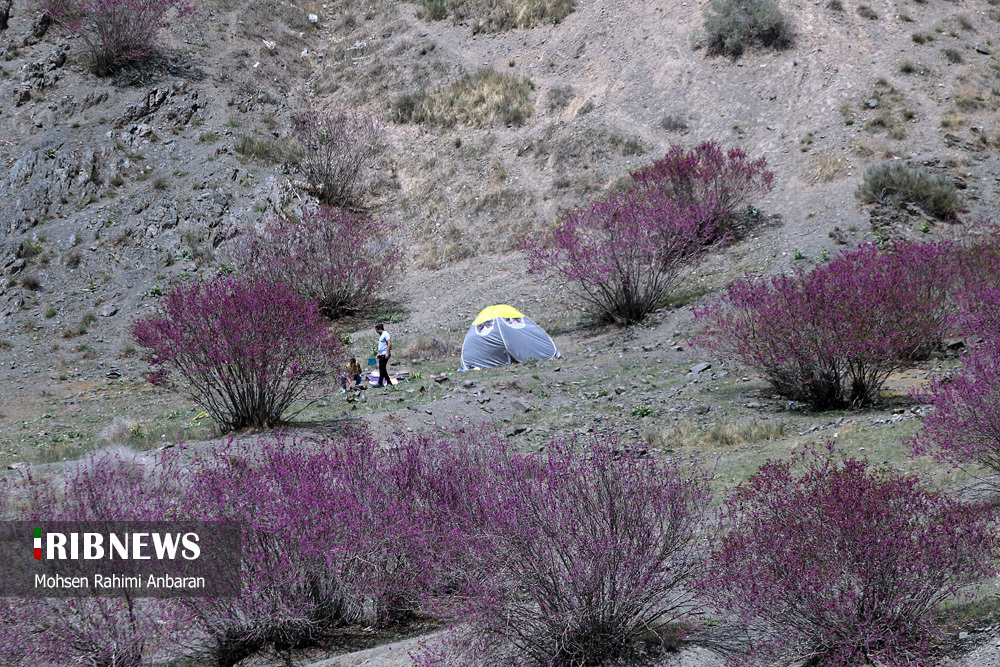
left=615, top=386, right=627, bottom=395
left=512, top=398, right=532, bottom=414
left=433, top=375, right=449, bottom=383
left=866, top=98, right=879, bottom=108
left=98, top=304, right=118, bottom=317
left=693, top=405, right=710, bottom=415
left=975, top=44, right=991, bottom=55
left=461, top=380, right=475, bottom=388
left=689, top=362, right=712, bottom=374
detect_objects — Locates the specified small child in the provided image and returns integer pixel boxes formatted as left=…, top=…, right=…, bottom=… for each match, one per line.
left=341, top=358, right=363, bottom=392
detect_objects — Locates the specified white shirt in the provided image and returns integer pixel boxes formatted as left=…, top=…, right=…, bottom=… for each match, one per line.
left=378, top=331, right=391, bottom=355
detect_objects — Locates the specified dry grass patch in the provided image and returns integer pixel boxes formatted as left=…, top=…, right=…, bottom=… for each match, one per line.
left=99, top=416, right=142, bottom=444
left=853, top=138, right=899, bottom=161
left=417, top=0, right=575, bottom=32
left=646, top=419, right=787, bottom=450
left=402, top=336, right=463, bottom=360
left=808, top=152, right=849, bottom=183
left=391, top=68, right=534, bottom=128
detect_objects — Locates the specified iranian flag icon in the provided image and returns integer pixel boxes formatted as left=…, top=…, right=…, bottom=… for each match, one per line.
left=34, top=527, right=41, bottom=559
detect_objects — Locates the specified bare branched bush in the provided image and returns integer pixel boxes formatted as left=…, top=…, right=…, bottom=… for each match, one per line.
left=290, top=107, right=387, bottom=210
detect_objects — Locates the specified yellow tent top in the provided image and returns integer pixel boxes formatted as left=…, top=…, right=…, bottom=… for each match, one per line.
left=473, top=304, right=524, bottom=326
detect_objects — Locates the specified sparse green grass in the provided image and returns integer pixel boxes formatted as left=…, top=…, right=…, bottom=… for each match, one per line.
left=235, top=134, right=285, bottom=163
left=391, top=68, right=534, bottom=128
left=648, top=418, right=788, bottom=450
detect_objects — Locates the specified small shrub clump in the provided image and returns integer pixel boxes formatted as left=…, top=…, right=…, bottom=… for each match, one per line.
left=698, top=446, right=998, bottom=667
left=290, top=107, right=387, bottom=210
left=856, top=161, right=962, bottom=220
left=419, top=0, right=574, bottom=31
left=703, top=0, right=794, bottom=58
left=523, top=142, right=772, bottom=325
left=697, top=241, right=958, bottom=409
left=391, top=68, right=534, bottom=128
left=132, top=276, right=343, bottom=432
left=43, top=0, right=194, bottom=74
left=233, top=206, right=401, bottom=319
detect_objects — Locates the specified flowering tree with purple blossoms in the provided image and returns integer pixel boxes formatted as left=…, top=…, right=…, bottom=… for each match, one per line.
left=523, top=192, right=726, bottom=325
left=911, top=286, right=1000, bottom=475
left=417, top=435, right=713, bottom=667
left=523, top=142, right=772, bottom=325
left=43, top=0, right=194, bottom=74
left=132, top=277, right=343, bottom=432
left=697, top=446, right=998, bottom=667
left=697, top=241, right=957, bottom=409
left=181, top=433, right=440, bottom=665
left=630, top=141, right=774, bottom=232
left=233, top=206, right=401, bottom=319
left=0, top=449, right=191, bottom=667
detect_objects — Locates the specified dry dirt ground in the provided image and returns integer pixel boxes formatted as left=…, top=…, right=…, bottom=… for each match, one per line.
left=2, top=0, right=1000, bottom=664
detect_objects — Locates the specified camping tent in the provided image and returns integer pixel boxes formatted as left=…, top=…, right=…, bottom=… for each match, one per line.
left=460, top=305, right=561, bottom=370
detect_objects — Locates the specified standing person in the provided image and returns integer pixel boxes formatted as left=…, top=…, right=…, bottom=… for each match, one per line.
left=375, top=323, right=392, bottom=388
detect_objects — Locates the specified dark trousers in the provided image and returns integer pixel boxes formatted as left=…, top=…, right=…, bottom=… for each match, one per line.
left=378, top=354, right=390, bottom=386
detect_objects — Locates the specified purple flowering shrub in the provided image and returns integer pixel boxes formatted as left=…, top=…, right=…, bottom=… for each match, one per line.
left=181, top=432, right=436, bottom=665
left=522, top=193, right=726, bottom=325
left=43, top=0, right=194, bottom=74
left=696, top=241, right=957, bottom=409
left=132, top=277, right=343, bottom=432
left=290, top=107, right=388, bottom=209
left=522, top=142, right=772, bottom=325
left=233, top=206, right=401, bottom=318
left=697, top=446, right=998, bottom=667
left=911, top=285, right=1000, bottom=473
left=630, top=141, right=774, bottom=232
left=0, top=450, right=190, bottom=667
left=417, top=434, right=712, bottom=666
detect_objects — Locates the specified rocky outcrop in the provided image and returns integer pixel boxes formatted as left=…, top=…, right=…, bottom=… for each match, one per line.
left=0, top=143, right=107, bottom=235
left=12, top=44, right=67, bottom=106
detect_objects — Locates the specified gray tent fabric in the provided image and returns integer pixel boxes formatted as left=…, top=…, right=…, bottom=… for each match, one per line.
left=460, top=306, right=561, bottom=370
